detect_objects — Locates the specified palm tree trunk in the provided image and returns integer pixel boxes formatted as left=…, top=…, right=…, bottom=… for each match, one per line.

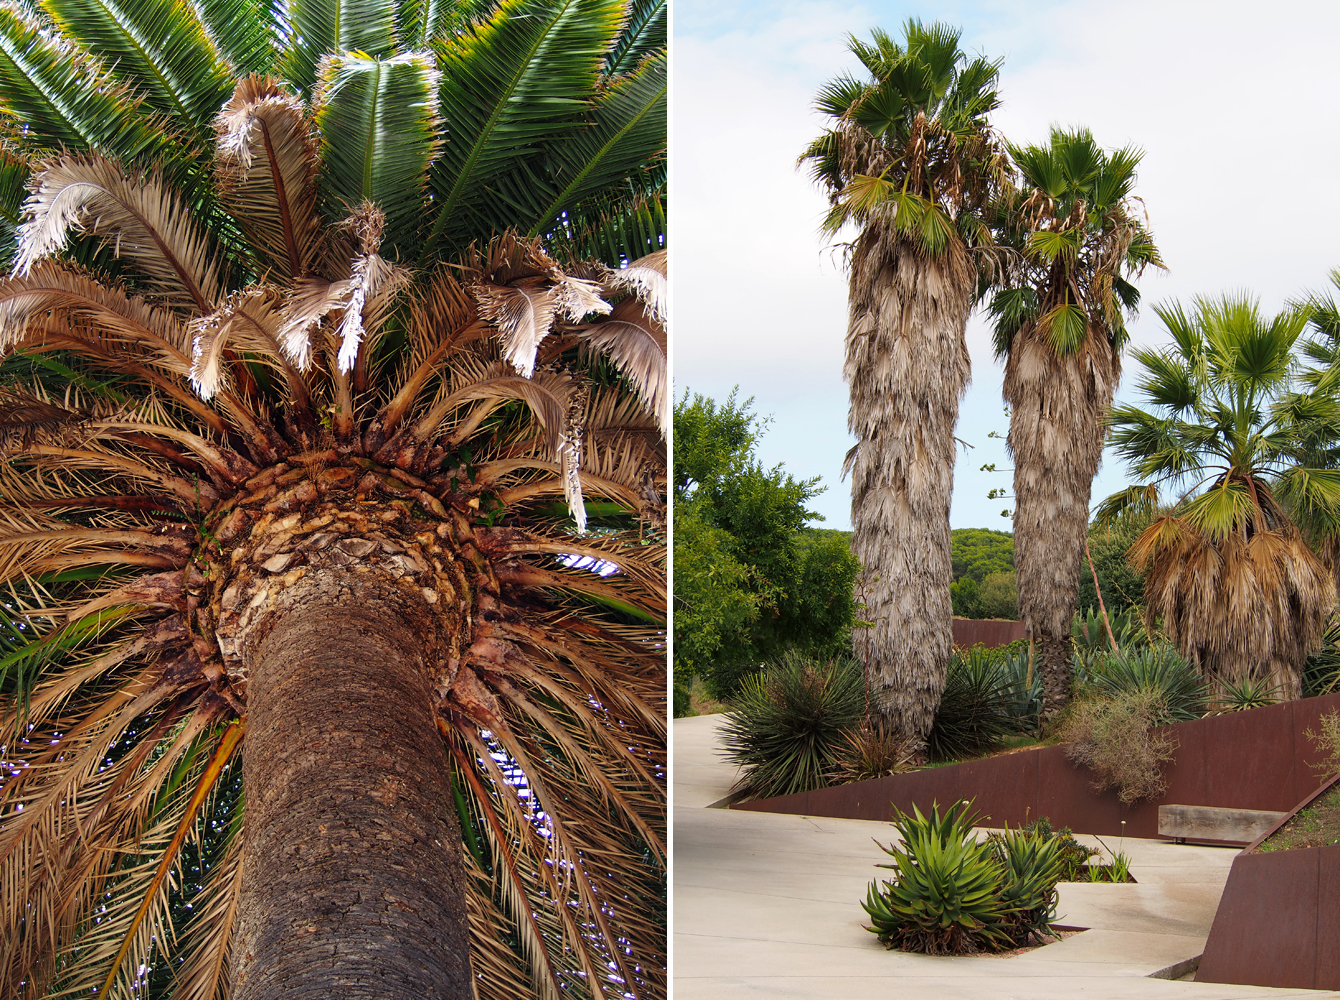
left=231, top=594, right=473, bottom=1000
left=1006, top=331, right=1118, bottom=719
left=847, top=237, right=973, bottom=742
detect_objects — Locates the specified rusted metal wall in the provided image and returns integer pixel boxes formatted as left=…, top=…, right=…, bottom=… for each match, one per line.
left=733, top=691, right=1340, bottom=839
left=951, top=618, right=1027, bottom=649
left=1197, top=845, right=1340, bottom=988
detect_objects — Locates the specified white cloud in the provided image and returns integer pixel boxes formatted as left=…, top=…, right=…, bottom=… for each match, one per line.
left=674, top=0, right=1340, bottom=529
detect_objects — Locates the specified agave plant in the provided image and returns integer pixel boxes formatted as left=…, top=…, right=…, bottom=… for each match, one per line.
left=0, top=0, right=667, bottom=997
left=863, top=800, right=1016, bottom=955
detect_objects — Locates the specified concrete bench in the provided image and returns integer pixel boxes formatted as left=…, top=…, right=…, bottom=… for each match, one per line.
left=1157, top=804, right=1287, bottom=844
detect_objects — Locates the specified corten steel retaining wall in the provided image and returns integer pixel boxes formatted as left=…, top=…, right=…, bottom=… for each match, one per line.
left=733, top=691, right=1340, bottom=839
left=1196, top=775, right=1340, bottom=989
left=951, top=618, right=1026, bottom=649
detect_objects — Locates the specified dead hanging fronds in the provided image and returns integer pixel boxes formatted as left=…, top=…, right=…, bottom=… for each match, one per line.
left=17, top=153, right=226, bottom=314
left=1133, top=517, right=1334, bottom=699
left=215, top=75, right=322, bottom=280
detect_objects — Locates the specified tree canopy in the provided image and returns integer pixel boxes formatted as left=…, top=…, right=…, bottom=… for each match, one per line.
left=673, top=390, right=859, bottom=701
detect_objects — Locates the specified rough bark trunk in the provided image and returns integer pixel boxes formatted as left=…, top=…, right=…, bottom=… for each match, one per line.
left=1005, top=328, right=1118, bottom=720
left=231, top=590, right=472, bottom=1000
left=846, top=236, right=974, bottom=742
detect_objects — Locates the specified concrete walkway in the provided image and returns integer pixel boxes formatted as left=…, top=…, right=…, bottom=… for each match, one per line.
left=673, top=714, right=1333, bottom=999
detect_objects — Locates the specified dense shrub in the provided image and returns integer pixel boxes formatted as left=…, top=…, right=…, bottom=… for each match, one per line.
left=927, top=648, right=1017, bottom=761
left=1058, top=691, right=1177, bottom=803
left=717, top=652, right=863, bottom=799
left=863, top=801, right=1062, bottom=955
left=977, top=571, right=1019, bottom=619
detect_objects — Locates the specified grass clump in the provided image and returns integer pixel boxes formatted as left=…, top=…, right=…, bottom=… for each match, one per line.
left=863, top=801, right=1062, bottom=955
left=717, top=652, right=863, bottom=799
left=829, top=721, right=917, bottom=785
left=1056, top=690, right=1176, bottom=804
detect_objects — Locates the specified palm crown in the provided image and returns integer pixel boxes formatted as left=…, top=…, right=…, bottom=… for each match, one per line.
left=800, top=18, right=1005, bottom=256
left=0, top=0, right=666, bottom=997
left=1100, top=295, right=1338, bottom=694
left=989, top=128, right=1162, bottom=360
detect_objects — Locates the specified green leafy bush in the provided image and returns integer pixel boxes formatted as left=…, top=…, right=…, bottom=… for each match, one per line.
left=1058, top=691, right=1177, bottom=803
left=1083, top=645, right=1207, bottom=724
left=977, top=570, right=1019, bottom=619
left=863, top=801, right=1062, bottom=955
left=717, top=652, right=863, bottom=799
left=927, top=647, right=1017, bottom=762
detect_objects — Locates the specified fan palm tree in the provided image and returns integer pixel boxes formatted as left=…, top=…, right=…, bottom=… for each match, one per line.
left=988, top=128, right=1162, bottom=718
left=0, top=0, right=667, bottom=997
left=1099, top=295, right=1340, bottom=700
left=800, top=20, right=1006, bottom=742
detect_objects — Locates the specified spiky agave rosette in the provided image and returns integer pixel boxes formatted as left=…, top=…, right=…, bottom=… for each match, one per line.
left=0, top=78, right=667, bottom=1000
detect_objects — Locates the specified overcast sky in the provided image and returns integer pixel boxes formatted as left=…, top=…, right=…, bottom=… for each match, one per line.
left=672, top=0, right=1340, bottom=531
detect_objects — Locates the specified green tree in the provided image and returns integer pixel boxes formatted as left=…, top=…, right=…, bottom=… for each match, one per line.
left=988, top=127, right=1162, bottom=717
left=950, top=528, right=1015, bottom=583
left=1101, top=295, right=1340, bottom=699
left=801, top=19, right=1007, bottom=743
left=0, top=0, right=667, bottom=996
left=673, top=390, right=859, bottom=699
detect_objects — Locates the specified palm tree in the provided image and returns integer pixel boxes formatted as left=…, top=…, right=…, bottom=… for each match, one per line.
left=0, top=0, right=667, bottom=997
left=987, top=128, right=1162, bottom=718
left=800, top=20, right=1006, bottom=742
left=1100, top=295, right=1340, bottom=700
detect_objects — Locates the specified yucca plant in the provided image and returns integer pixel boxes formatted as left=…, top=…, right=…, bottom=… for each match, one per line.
left=1084, top=644, right=1208, bottom=724
left=718, top=652, right=863, bottom=800
left=863, top=800, right=1015, bottom=955
left=926, top=646, right=1015, bottom=761
left=1214, top=675, right=1280, bottom=713
left=0, top=1, right=667, bottom=998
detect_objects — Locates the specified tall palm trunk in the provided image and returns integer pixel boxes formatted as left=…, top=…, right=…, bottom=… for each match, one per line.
left=847, top=234, right=973, bottom=742
left=232, top=589, right=473, bottom=1000
left=1005, top=327, right=1118, bottom=718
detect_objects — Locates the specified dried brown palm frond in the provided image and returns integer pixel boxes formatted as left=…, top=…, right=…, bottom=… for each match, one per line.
left=1132, top=517, right=1334, bottom=699
left=0, top=143, right=665, bottom=1000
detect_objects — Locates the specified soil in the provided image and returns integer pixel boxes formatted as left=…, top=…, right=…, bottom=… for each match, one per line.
left=996, top=927, right=1086, bottom=957
left=1257, top=778, right=1340, bottom=853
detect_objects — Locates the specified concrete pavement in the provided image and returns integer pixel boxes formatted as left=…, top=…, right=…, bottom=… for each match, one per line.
left=672, top=714, right=1334, bottom=999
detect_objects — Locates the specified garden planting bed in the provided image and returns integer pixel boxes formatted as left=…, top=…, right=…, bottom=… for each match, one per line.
left=733, top=690, right=1340, bottom=841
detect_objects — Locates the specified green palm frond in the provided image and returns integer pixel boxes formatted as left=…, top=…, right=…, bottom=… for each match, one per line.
left=40, top=0, right=234, bottom=139
left=313, top=50, right=441, bottom=253
left=425, top=0, right=626, bottom=258
left=280, top=0, right=398, bottom=93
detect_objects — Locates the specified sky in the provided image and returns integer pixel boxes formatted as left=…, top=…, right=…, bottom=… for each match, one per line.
left=672, top=0, right=1340, bottom=531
